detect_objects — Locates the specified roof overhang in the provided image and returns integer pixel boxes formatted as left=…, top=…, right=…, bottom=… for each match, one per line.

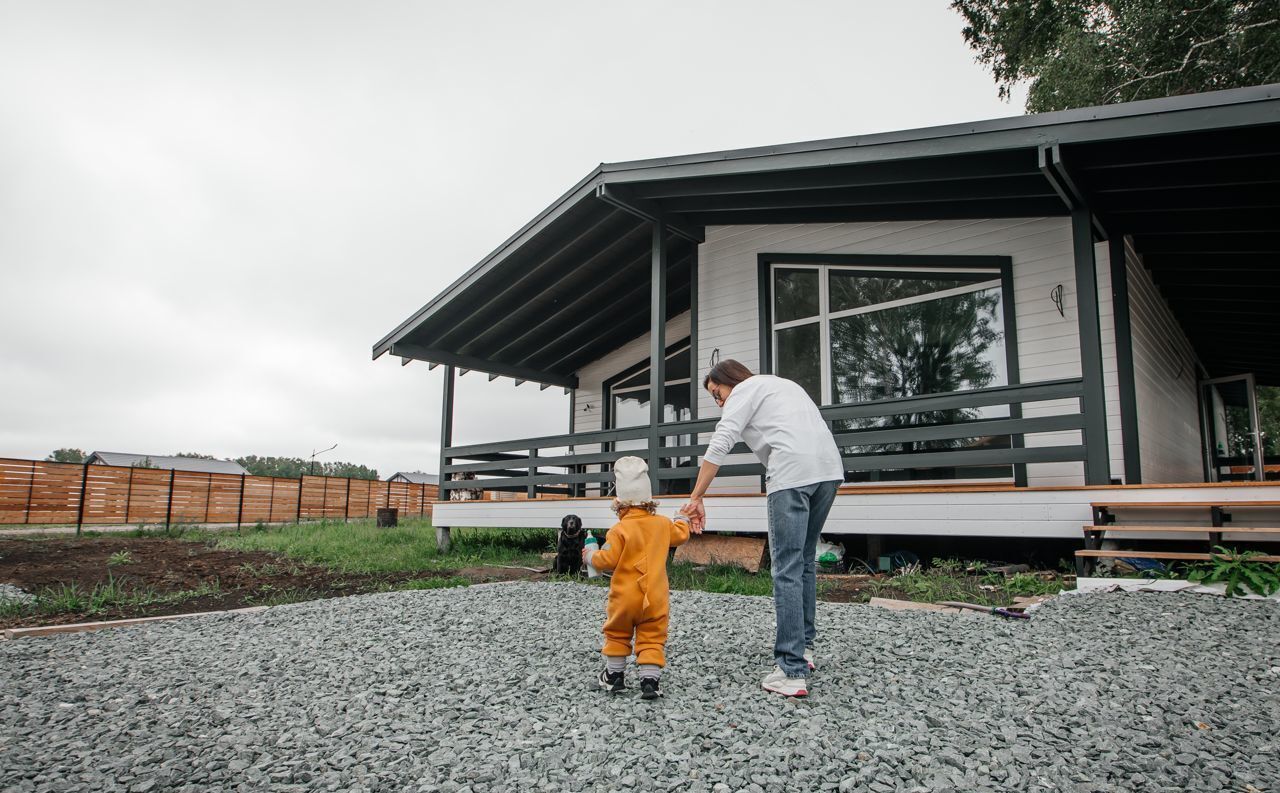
left=375, top=84, right=1280, bottom=385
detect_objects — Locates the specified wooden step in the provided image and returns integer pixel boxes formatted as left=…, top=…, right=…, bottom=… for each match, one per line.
left=1083, top=524, right=1280, bottom=534
left=1091, top=501, right=1280, bottom=509
left=1074, top=549, right=1280, bottom=562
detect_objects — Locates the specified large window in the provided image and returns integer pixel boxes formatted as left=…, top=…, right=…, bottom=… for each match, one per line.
left=605, top=340, right=692, bottom=446
left=770, top=259, right=1014, bottom=481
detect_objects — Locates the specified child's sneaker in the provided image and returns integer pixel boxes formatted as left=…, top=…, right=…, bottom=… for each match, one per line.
left=639, top=678, right=662, bottom=700
left=761, top=667, right=809, bottom=697
left=597, top=668, right=626, bottom=694
left=804, top=648, right=816, bottom=671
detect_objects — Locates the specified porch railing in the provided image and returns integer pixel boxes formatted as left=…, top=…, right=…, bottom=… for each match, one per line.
left=441, top=377, right=1089, bottom=497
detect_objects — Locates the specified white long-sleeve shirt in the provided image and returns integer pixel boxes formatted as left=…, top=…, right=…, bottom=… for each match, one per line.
left=702, top=374, right=844, bottom=494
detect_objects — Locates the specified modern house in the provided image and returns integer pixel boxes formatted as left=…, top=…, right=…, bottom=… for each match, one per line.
left=374, top=85, right=1280, bottom=548
left=85, top=452, right=250, bottom=476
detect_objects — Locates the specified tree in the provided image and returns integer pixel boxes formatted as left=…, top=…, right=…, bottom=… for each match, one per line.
left=952, top=1, right=1280, bottom=112
left=174, top=452, right=216, bottom=459
left=235, top=455, right=379, bottom=480
left=46, top=448, right=86, bottom=463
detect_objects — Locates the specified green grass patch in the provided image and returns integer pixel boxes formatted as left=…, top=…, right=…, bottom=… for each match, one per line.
left=0, top=576, right=223, bottom=620
left=215, top=518, right=555, bottom=573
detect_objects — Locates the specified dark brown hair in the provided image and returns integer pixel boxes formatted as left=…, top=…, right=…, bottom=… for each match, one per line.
left=702, top=359, right=754, bottom=389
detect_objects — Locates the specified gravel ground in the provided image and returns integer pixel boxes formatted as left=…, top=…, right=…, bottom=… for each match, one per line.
left=3, top=582, right=1278, bottom=792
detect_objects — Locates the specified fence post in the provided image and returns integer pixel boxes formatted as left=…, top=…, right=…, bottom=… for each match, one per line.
left=527, top=449, right=538, bottom=499
left=269, top=477, right=277, bottom=524
left=345, top=477, right=351, bottom=523
left=203, top=472, right=213, bottom=524
left=125, top=467, right=135, bottom=526
left=296, top=477, right=304, bottom=524
left=75, top=463, right=89, bottom=537
left=24, top=461, right=36, bottom=526
left=236, top=474, right=246, bottom=533
left=164, top=469, right=176, bottom=529
left=321, top=476, right=329, bottom=522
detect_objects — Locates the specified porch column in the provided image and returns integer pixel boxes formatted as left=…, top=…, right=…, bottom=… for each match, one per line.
left=1073, top=208, right=1112, bottom=485
left=1109, top=235, right=1142, bottom=484
left=689, top=243, right=699, bottom=421
left=649, top=219, right=668, bottom=494
left=437, top=364, right=455, bottom=552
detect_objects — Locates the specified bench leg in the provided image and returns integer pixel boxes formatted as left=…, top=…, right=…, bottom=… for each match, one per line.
left=436, top=526, right=452, bottom=553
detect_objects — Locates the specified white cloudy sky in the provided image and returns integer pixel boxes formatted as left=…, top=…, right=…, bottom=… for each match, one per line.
left=0, top=0, right=1027, bottom=476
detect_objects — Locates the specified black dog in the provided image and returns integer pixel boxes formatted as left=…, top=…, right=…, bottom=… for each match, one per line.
left=552, top=514, right=586, bottom=576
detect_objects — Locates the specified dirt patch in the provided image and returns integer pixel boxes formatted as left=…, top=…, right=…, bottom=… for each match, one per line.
left=0, top=537, right=547, bottom=629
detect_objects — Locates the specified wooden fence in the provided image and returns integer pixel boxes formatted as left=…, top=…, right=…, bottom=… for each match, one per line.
left=0, top=458, right=438, bottom=531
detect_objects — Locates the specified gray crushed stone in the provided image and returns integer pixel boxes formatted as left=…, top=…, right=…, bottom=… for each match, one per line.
left=2, top=582, right=1278, bottom=792
left=0, top=583, right=35, bottom=604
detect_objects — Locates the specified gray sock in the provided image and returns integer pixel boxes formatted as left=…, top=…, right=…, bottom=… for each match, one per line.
left=606, top=656, right=627, bottom=674
left=638, top=664, right=661, bottom=681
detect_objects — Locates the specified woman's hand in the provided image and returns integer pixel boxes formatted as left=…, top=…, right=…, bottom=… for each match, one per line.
left=681, top=498, right=705, bottom=534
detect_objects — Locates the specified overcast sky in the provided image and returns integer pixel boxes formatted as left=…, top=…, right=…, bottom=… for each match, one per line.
left=0, top=0, right=1028, bottom=476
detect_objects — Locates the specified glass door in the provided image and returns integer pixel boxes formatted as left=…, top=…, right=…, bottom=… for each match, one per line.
left=1200, top=374, right=1265, bottom=482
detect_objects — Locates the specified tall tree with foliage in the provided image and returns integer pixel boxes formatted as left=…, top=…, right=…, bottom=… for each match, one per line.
left=46, top=448, right=86, bottom=463
left=952, top=1, right=1280, bottom=112
left=236, top=455, right=379, bottom=480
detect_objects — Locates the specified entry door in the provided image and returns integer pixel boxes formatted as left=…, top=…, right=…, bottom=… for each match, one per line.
left=1200, top=374, right=1265, bottom=482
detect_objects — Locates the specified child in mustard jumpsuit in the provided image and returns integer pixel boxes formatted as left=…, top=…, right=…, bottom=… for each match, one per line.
left=585, top=455, right=691, bottom=700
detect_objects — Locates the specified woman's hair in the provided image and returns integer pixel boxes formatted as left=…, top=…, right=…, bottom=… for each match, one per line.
left=702, top=358, right=754, bottom=389
left=612, top=500, right=658, bottom=517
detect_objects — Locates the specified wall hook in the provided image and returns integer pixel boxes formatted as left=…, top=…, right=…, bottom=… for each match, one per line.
left=1050, top=285, right=1065, bottom=318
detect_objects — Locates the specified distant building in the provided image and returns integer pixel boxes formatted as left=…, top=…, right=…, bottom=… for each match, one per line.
left=386, top=471, right=439, bottom=485
left=85, top=451, right=249, bottom=476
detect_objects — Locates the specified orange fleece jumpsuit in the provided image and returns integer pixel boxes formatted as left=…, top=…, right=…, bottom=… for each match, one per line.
left=589, top=510, right=691, bottom=666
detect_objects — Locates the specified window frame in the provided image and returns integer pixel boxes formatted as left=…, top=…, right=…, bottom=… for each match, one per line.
left=757, top=253, right=1020, bottom=407
left=602, top=337, right=694, bottom=431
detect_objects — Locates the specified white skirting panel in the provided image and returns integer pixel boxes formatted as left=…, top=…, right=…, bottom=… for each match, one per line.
left=431, top=484, right=1280, bottom=539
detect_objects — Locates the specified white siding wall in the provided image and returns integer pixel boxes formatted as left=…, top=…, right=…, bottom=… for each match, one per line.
left=694, top=220, right=1126, bottom=488
left=1125, top=241, right=1204, bottom=482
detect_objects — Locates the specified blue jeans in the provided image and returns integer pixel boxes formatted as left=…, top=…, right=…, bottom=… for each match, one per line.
left=767, top=480, right=840, bottom=678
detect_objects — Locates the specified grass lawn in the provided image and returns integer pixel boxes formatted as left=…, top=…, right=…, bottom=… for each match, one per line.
left=215, top=518, right=554, bottom=573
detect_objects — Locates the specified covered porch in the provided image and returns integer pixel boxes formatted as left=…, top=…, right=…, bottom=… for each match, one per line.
left=374, top=85, right=1280, bottom=531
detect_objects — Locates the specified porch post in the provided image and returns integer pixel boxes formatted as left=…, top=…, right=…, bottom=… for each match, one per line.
left=689, top=242, right=699, bottom=422
left=649, top=219, right=668, bottom=494
left=1109, top=235, right=1142, bottom=484
left=1073, top=208, right=1112, bottom=485
left=437, top=364, right=455, bottom=552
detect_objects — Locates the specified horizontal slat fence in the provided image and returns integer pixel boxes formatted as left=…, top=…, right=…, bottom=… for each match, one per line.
left=0, top=458, right=439, bottom=533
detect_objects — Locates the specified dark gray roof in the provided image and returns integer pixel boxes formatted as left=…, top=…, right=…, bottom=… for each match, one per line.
left=388, top=471, right=439, bottom=485
left=86, top=452, right=249, bottom=476
left=375, top=84, right=1280, bottom=384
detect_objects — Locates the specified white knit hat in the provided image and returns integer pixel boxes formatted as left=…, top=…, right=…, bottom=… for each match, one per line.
left=613, top=456, right=652, bottom=504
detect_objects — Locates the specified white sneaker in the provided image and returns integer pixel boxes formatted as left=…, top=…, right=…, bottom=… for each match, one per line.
left=804, top=648, right=815, bottom=671
left=761, top=667, right=809, bottom=697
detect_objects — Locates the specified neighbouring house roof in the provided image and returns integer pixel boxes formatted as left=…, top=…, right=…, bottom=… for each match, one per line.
left=374, top=84, right=1280, bottom=384
left=388, top=471, right=439, bottom=485
left=86, top=452, right=249, bottom=476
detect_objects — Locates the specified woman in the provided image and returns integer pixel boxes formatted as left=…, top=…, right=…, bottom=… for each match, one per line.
left=683, top=359, right=844, bottom=698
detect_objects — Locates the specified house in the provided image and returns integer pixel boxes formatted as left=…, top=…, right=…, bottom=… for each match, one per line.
left=387, top=471, right=439, bottom=486
left=373, top=85, right=1280, bottom=548
left=85, top=452, right=249, bottom=476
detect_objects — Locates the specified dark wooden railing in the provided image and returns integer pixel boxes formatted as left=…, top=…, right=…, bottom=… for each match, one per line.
left=441, top=377, right=1089, bottom=496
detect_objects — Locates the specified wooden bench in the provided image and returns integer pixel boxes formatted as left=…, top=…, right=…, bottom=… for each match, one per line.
left=1076, top=501, right=1280, bottom=576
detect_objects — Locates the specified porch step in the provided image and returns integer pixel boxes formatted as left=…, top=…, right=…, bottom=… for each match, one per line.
left=1075, top=549, right=1280, bottom=563
left=1081, top=524, right=1280, bottom=534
